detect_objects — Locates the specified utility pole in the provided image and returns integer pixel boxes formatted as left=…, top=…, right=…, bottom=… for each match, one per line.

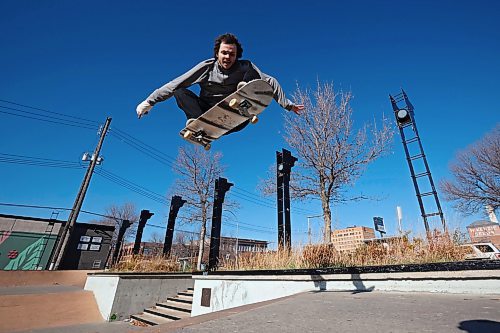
left=307, top=215, right=323, bottom=244
left=50, top=117, right=111, bottom=270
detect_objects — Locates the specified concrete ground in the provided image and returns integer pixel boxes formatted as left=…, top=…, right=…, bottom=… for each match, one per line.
left=16, top=291, right=500, bottom=333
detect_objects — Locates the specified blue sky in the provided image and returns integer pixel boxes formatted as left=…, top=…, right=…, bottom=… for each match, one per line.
left=1, top=1, right=499, bottom=247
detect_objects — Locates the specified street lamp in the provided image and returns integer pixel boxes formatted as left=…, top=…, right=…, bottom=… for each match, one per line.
left=307, top=215, right=323, bottom=244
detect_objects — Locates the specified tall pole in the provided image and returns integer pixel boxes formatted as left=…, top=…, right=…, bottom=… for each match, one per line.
left=208, top=178, right=233, bottom=271
left=276, top=151, right=285, bottom=250
left=133, top=210, right=154, bottom=255
left=163, top=196, right=186, bottom=256
left=50, top=117, right=112, bottom=270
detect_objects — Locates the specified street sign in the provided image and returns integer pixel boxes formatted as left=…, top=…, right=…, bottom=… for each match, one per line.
left=373, top=217, right=386, bottom=234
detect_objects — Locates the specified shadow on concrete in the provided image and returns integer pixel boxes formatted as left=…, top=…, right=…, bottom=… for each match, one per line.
left=310, top=273, right=375, bottom=293
left=312, top=275, right=327, bottom=291
left=458, top=320, right=500, bottom=332
left=350, top=273, right=374, bottom=294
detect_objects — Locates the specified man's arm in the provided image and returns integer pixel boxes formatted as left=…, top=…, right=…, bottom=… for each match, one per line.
left=249, top=63, right=304, bottom=115
left=136, top=59, right=213, bottom=118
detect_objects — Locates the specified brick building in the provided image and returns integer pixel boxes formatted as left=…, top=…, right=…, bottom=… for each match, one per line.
left=331, top=226, right=376, bottom=252
left=467, top=220, right=500, bottom=247
left=121, top=236, right=268, bottom=263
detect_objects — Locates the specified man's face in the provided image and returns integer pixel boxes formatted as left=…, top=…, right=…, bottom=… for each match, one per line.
left=217, top=42, right=237, bottom=70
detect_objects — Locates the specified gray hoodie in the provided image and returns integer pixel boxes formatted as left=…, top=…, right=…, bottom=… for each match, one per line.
left=145, top=59, right=295, bottom=111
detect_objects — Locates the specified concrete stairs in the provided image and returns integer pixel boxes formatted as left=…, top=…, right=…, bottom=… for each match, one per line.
left=130, top=288, right=193, bottom=326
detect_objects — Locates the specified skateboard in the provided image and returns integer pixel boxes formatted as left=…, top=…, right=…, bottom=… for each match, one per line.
left=179, top=79, right=274, bottom=150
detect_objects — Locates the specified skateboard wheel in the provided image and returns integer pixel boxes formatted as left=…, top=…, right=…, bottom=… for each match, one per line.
left=204, top=144, right=211, bottom=151
left=183, top=130, right=193, bottom=139
left=229, top=98, right=239, bottom=109
left=250, top=115, right=258, bottom=124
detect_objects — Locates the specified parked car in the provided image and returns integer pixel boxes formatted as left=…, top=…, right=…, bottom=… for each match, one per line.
left=462, top=242, right=500, bottom=260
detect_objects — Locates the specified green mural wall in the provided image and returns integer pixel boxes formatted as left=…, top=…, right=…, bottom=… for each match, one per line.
left=0, top=230, right=58, bottom=270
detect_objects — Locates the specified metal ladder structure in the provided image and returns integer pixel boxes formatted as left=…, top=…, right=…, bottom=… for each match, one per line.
left=389, top=89, right=446, bottom=233
left=33, top=211, right=58, bottom=269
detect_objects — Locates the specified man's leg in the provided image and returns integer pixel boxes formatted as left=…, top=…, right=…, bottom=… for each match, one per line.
left=174, top=87, right=248, bottom=135
left=173, top=88, right=209, bottom=119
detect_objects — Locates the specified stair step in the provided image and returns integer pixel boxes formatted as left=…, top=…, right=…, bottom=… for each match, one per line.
left=157, top=301, right=192, bottom=312
left=167, top=295, right=193, bottom=304
left=178, top=290, right=193, bottom=297
left=130, top=312, right=175, bottom=326
left=145, top=306, right=191, bottom=320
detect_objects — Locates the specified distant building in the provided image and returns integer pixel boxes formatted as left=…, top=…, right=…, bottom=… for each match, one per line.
left=331, top=226, right=376, bottom=252
left=121, top=236, right=268, bottom=263
left=467, top=220, right=500, bottom=247
left=0, top=213, right=114, bottom=270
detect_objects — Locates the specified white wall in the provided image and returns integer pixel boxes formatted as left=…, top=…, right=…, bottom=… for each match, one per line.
left=191, top=269, right=500, bottom=316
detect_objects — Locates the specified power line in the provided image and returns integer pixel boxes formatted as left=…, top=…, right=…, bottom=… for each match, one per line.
left=0, top=99, right=100, bottom=125
left=94, top=168, right=170, bottom=206
left=108, top=127, right=179, bottom=169
left=0, top=105, right=98, bottom=130
left=0, top=202, right=122, bottom=221
left=0, top=153, right=84, bottom=169
left=0, top=99, right=318, bottom=217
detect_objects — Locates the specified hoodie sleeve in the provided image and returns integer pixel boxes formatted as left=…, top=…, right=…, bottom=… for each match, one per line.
left=145, top=59, right=213, bottom=105
left=249, top=62, right=295, bottom=111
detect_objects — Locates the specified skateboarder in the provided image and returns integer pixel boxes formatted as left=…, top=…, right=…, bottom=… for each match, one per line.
left=136, top=33, right=304, bottom=133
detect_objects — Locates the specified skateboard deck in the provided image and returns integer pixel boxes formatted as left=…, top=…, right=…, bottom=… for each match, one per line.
left=179, top=79, right=273, bottom=150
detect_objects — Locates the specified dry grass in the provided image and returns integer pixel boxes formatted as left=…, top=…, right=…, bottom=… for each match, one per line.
left=223, top=230, right=470, bottom=271
left=111, top=255, right=182, bottom=272
left=112, top=230, right=470, bottom=272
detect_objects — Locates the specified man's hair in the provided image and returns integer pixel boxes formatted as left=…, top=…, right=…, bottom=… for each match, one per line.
left=213, top=33, right=243, bottom=59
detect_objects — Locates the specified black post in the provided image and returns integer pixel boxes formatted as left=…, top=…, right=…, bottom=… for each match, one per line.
left=208, top=177, right=233, bottom=271
left=163, top=196, right=186, bottom=256
left=276, top=151, right=285, bottom=250
left=282, top=149, right=297, bottom=251
left=111, top=219, right=132, bottom=265
left=133, top=210, right=154, bottom=255
left=283, top=171, right=292, bottom=250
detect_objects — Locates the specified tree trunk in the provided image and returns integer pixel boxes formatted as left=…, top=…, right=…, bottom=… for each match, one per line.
left=196, top=204, right=208, bottom=270
left=196, top=222, right=206, bottom=270
left=321, top=197, right=332, bottom=243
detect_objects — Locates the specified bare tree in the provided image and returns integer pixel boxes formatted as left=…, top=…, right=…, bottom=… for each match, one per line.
left=103, top=203, right=139, bottom=241
left=278, top=82, right=393, bottom=243
left=169, top=146, right=224, bottom=270
left=148, top=231, right=163, bottom=244
left=441, top=124, right=500, bottom=214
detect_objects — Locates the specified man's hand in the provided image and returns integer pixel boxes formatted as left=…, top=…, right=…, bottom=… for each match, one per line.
left=291, top=104, right=304, bottom=115
left=136, top=100, right=153, bottom=119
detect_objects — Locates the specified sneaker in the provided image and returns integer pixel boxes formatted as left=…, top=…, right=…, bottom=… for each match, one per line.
left=186, top=118, right=195, bottom=127
left=237, top=81, right=247, bottom=90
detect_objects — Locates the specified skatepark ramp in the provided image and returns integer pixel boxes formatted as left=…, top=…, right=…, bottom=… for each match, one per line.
left=0, top=270, right=103, bottom=333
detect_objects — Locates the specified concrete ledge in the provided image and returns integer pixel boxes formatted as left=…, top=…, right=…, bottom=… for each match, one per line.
left=191, top=261, right=500, bottom=316
left=84, top=272, right=193, bottom=321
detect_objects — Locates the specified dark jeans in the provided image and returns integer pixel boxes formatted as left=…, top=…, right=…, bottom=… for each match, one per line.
left=173, top=88, right=250, bottom=135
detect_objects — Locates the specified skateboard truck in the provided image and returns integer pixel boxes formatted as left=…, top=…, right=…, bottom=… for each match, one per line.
left=229, top=98, right=259, bottom=124
left=183, top=130, right=211, bottom=150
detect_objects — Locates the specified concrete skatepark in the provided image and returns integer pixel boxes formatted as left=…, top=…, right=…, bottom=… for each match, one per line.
left=1, top=262, right=500, bottom=333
